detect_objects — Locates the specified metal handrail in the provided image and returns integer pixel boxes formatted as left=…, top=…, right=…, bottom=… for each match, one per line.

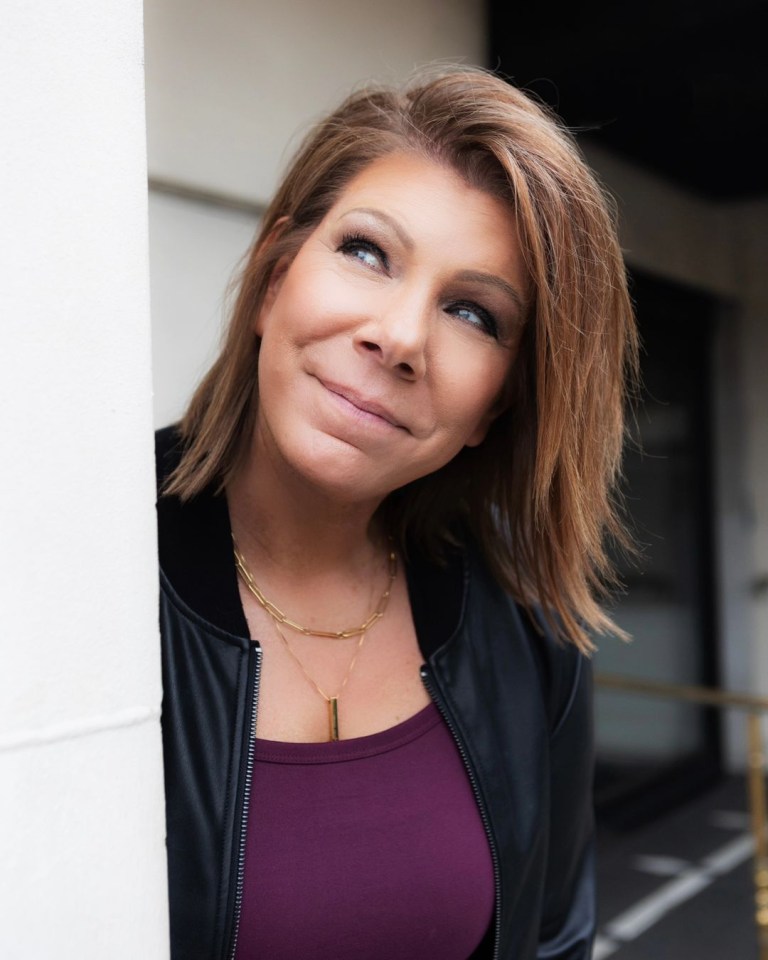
left=596, top=673, right=768, bottom=958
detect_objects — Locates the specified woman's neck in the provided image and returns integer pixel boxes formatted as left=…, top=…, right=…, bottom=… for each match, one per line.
left=226, top=434, right=388, bottom=588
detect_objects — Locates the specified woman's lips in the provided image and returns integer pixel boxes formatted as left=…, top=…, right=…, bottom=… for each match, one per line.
left=317, top=378, right=409, bottom=432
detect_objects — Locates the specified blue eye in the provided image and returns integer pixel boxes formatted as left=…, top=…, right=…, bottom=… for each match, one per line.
left=339, top=233, right=388, bottom=271
left=449, top=302, right=499, bottom=338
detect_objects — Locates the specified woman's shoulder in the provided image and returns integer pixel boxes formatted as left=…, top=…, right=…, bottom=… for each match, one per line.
left=517, top=602, right=591, bottom=736
left=464, top=536, right=589, bottom=733
left=154, top=425, right=249, bottom=638
left=410, top=531, right=588, bottom=733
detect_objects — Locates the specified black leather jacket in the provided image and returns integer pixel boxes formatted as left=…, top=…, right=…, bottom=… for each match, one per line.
left=157, top=427, right=595, bottom=960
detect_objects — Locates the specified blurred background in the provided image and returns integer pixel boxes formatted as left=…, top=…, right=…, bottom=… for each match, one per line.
left=144, top=1, right=767, bottom=956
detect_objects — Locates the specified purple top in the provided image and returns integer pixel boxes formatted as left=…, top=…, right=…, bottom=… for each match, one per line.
left=235, top=703, right=494, bottom=959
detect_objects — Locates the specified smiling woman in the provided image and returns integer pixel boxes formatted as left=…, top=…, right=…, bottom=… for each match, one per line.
left=251, top=153, right=526, bottom=505
left=156, top=66, right=637, bottom=960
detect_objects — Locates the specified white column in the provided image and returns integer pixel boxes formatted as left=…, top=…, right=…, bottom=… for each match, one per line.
left=0, top=2, right=168, bottom=958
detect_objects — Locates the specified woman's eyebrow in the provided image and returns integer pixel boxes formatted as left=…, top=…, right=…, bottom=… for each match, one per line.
left=454, top=270, right=526, bottom=315
left=338, top=207, right=414, bottom=250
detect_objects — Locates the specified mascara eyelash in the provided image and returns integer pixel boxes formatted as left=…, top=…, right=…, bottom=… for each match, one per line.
left=451, top=300, right=500, bottom=339
left=339, top=232, right=389, bottom=270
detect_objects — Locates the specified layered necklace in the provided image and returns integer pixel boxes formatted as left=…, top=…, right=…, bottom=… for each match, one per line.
left=233, top=536, right=397, bottom=741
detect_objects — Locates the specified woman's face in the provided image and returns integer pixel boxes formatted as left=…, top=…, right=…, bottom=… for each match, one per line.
left=253, top=151, right=529, bottom=506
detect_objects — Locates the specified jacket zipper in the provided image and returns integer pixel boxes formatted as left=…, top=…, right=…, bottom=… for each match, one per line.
left=421, top=664, right=502, bottom=960
left=227, top=644, right=263, bottom=960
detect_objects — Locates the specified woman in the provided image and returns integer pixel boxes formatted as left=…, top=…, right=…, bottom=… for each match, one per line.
left=156, top=66, right=637, bottom=960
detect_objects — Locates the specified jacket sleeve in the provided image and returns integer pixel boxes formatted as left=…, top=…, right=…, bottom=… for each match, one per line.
left=537, top=650, right=596, bottom=960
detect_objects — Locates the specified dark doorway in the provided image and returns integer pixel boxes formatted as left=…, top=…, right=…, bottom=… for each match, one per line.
left=594, top=269, right=723, bottom=827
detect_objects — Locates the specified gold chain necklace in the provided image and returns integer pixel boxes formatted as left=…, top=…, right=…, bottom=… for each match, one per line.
left=232, top=537, right=397, bottom=741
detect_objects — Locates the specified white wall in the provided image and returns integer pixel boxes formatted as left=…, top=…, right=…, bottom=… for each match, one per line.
left=149, top=191, right=259, bottom=425
left=144, top=0, right=486, bottom=204
left=0, top=2, right=168, bottom=958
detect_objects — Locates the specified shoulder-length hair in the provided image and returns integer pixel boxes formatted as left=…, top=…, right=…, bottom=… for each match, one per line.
left=165, top=66, right=639, bottom=652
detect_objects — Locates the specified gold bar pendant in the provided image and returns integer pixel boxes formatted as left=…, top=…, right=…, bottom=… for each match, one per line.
left=328, top=698, right=339, bottom=741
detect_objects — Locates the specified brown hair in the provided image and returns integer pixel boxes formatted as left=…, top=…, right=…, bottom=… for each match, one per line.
left=165, top=66, right=638, bottom=652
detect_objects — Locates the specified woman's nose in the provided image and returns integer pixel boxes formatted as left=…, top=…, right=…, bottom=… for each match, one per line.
left=354, top=291, right=429, bottom=380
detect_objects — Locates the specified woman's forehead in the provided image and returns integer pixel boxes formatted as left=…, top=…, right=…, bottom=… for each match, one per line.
left=322, top=152, right=525, bottom=283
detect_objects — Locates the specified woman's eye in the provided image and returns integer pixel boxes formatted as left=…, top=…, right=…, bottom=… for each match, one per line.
left=338, top=234, right=388, bottom=271
left=449, top=302, right=499, bottom=338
